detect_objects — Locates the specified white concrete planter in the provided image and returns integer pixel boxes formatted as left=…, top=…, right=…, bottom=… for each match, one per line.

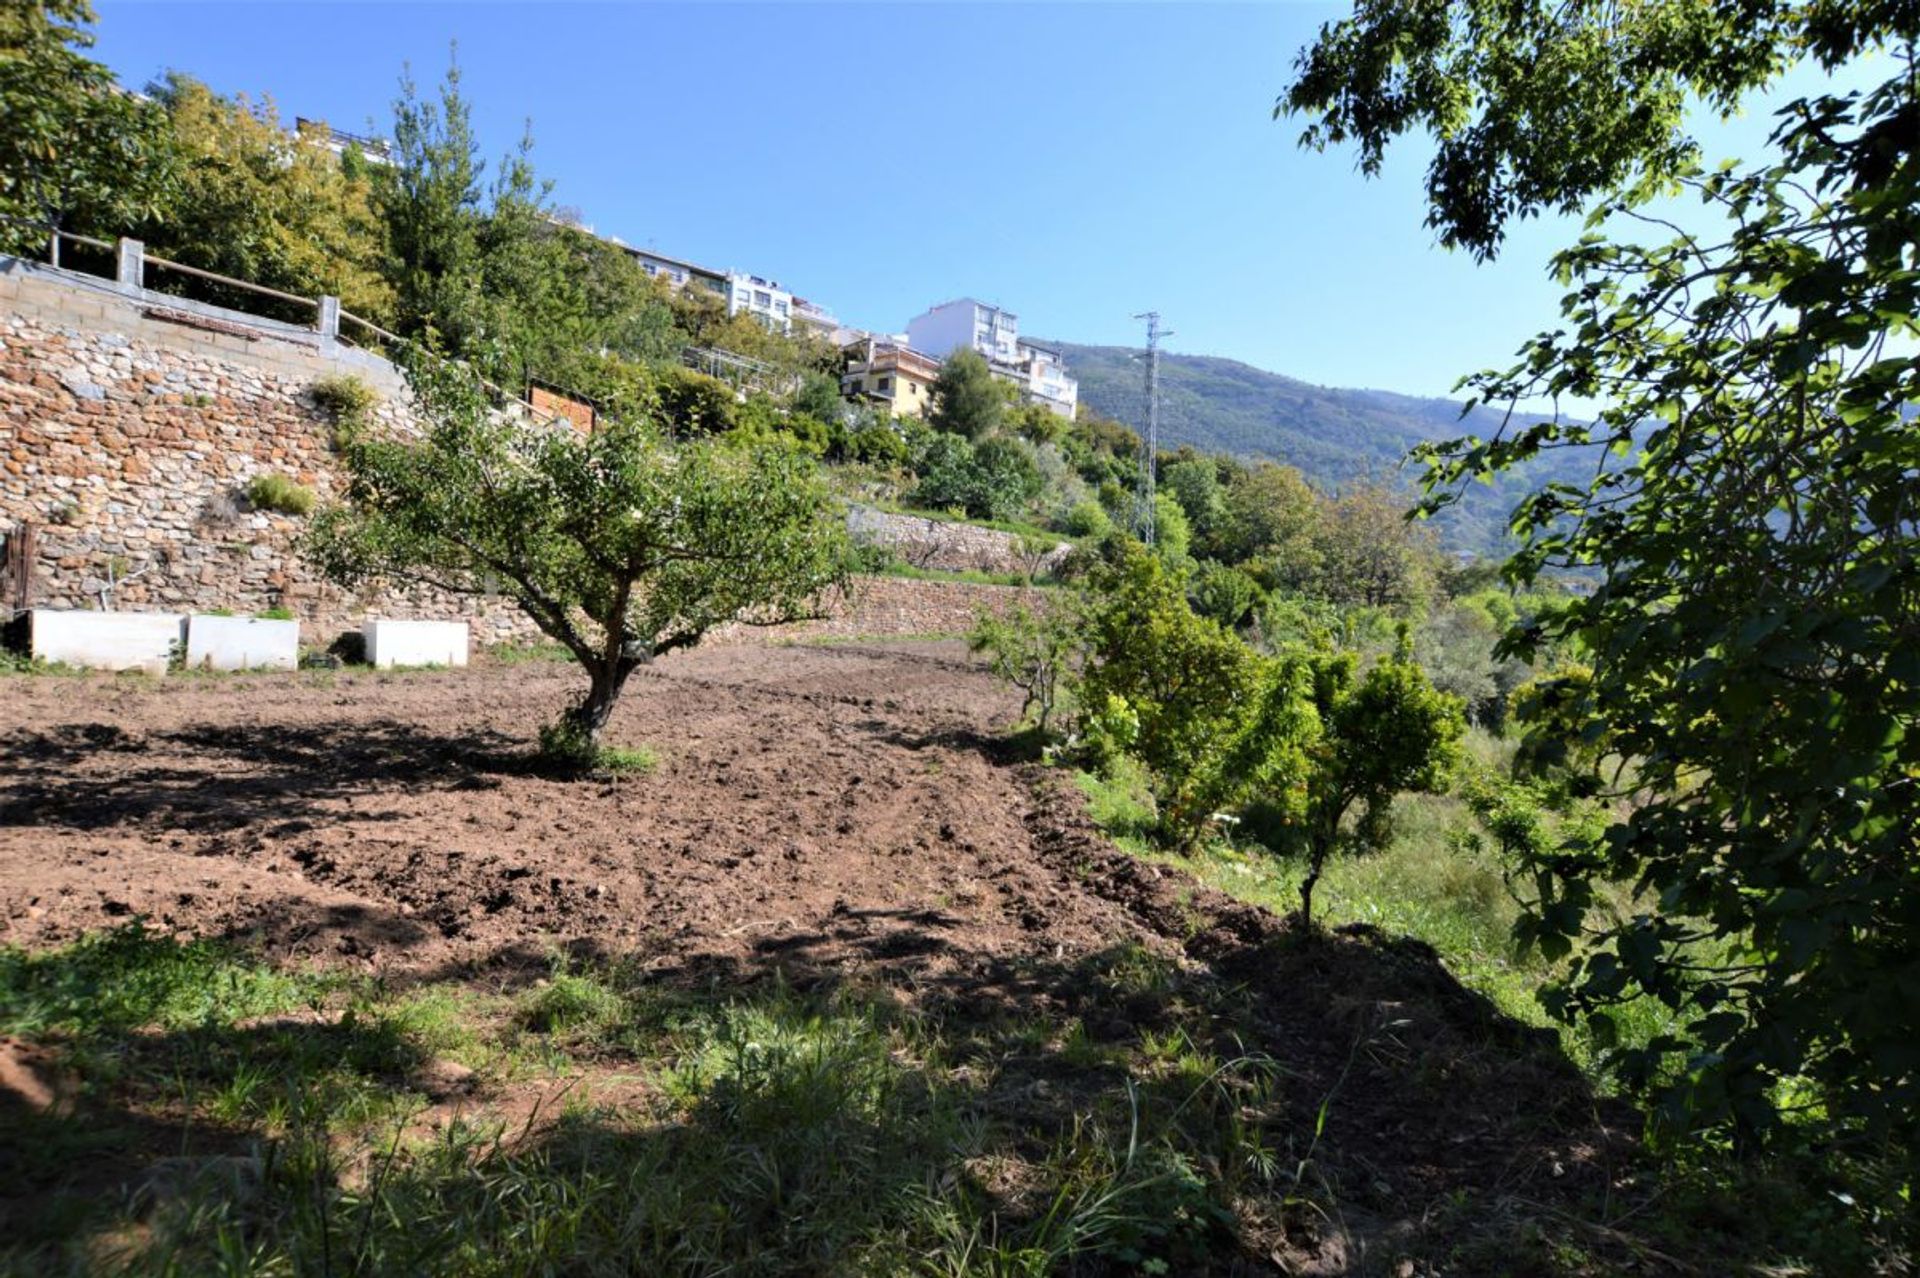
left=29, top=609, right=184, bottom=674
left=185, top=615, right=299, bottom=671
left=364, top=619, right=468, bottom=669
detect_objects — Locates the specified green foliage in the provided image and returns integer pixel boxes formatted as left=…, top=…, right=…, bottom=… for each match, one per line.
left=792, top=371, right=842, bottom=421
left=968, top=599, right=1080, bottom=734
left=1188, top=559, right=1262, bottom=629
left=1310, top=0, right=1920, bottom=1151
left=1160, top=457, right=1227, bottom=550
left=309, top=372, right=378, bottom=423
left=912, top=431, right=1044, bottom=523
left=1076, top=542, right=1258, bottom=809
left=651, top=365, right=738, bottom=438
left=1061, top=498, right=1112, bottom=541
left=1281, top=0, right=1813, bottom=261
left=845, top=422, right=907, bottom=467
left=1149, top=492, right=1191, bottom=567
left=928, top=347, right=1003, bottom=441
left=245, top=472, right=316, bottom=517
left=307, top=351, right=851, bottom=751
left=1288, top=647, right=1465, bottom=924
left=144, top=74, right=393, bottom=320
left=0, top=2, right=176, bottom=254
left=1307, top=482, right=1439, bottom=611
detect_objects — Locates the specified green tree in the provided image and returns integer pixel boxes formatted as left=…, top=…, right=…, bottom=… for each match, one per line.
left=142, top=75, right=392, bottom=319
left=308, top=353, right=849, bottom=762
left=1219, top=461, right=1322, bottom=581
left=928, top=348, right=1004, bottom=441
left=1292, top=648, right=1465, bottom=925
left=968, top=598, right=1081, bottom=735
left=0, top=1, right=174, bottom=255
left=1309, top=482, right=1438, bottom=611
left=1161, top=457, right=1228, bottom=552
left=1077, top=542, right=1259, bottom=811
left=1288, top=0, right=1919, bottom=1144
left=377, top=56, right=485, bottom=348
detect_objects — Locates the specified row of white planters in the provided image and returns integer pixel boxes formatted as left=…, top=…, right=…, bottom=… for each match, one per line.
left=25, top=610, right=468, bottom=674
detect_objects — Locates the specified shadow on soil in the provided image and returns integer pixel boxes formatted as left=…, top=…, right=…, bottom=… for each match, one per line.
left=0, top=719, right=540, bottom=832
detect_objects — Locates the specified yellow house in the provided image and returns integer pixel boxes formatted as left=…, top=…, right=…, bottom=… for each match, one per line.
left=841, top=339, right=941, bottom=420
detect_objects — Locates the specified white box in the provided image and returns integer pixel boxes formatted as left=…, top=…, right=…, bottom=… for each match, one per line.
left=185, top=615, right=299, bottom=671
left=364, top=619, right=468, bottom=669
left=29, top=609, right=183, bottom=674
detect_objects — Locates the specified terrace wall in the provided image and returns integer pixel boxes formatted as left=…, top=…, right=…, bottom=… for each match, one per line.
left=0, top=259, right=1045, bottom=650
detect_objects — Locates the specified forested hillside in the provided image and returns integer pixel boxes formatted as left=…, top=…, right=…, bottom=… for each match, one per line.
left=1053, top=340, right=1587, bottom=554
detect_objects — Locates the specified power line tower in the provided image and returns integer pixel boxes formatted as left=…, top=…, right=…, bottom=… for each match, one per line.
left=1132, top=311, right=1171, bottom=545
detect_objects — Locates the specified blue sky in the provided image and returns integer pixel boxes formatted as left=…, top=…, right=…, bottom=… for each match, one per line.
left=90, top=3, right=1872, bottom=402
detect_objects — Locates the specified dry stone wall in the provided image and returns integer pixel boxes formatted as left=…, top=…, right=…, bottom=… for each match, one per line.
left=846, top=504, right=1071, bottom=576
left=0, top=259, right=1049, bottom=651
left=0, top=258, right=538, bottom=644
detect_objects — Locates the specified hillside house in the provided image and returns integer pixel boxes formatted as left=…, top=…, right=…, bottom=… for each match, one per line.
left=842, top=339, right=941, bottom=419
left=905, top=298, right=1078, bottom=418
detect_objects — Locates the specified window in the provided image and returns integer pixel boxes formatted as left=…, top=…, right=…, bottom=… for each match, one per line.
left=878, top=376, right=892, bottom=391
left=775, top=300, right=789, bottom=315
left=754, top=290, right=772, bottom=307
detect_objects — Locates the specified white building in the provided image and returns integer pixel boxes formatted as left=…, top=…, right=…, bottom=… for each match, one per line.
left=727, top=273, right=792, bottom=332
left=1017, top=339, right=1077, bottom=419
left=905, top=298, right=1077, bottom=418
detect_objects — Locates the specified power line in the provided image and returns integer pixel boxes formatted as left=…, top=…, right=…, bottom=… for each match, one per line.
left=1132, top=311, right=1170, bottom=545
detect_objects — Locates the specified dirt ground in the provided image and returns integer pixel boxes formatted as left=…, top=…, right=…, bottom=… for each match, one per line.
left=1, top=642, right=1181, bottom=977
left=1, top=641, right=1655, bottom=1271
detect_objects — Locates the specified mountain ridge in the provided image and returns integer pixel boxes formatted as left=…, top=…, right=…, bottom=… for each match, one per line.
left=1047, top=340, right=1566, bottom=556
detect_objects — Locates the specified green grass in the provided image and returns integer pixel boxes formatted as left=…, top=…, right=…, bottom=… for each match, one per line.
left=0, top=930, right=1298, bottom=1276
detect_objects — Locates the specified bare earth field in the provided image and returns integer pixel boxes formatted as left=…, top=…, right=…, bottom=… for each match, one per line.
left=0, top=642, right=1667, bottom=1273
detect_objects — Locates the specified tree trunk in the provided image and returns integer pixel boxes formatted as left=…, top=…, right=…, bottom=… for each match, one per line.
left=569, top=659, right=638, bottom=745
left=1298, top=846, right=1326, bottom=930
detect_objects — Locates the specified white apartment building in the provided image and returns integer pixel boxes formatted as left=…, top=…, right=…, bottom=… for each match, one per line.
left=905, top=298, right=1078, bottom=418
left=727, top=274, right=793, bottom=332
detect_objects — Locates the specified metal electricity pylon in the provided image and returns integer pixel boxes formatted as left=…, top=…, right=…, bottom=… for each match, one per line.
left=1132, top=311, right=1170, bottom=545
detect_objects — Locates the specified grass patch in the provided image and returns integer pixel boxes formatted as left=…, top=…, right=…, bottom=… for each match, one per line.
left=244, top=472, right=317, bottom=517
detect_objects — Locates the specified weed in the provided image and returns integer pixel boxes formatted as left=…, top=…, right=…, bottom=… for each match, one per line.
left=244, top=472, right=317, bottom=518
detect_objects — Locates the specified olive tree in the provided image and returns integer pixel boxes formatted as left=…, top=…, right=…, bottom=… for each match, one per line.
left=309, top=355, right=850, bottom=762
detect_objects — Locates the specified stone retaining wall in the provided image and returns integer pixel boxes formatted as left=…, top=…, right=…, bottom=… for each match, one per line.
left=846, top=504, right=1070, bottom=576
left=0, top=258, right=1047, bottom=651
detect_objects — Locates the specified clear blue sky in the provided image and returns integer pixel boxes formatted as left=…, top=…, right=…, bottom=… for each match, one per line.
left=89, top=3, right=1868, bottom=403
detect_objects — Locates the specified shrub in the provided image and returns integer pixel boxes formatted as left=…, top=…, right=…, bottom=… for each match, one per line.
left=246, top=472, right=316, bottom=517
left=1076, top=542, right=1257, bottom=806
left=968, top=598, right=1081, bottom=734
left=310, top=372, right=379, bottom=422
left=1062, top=499, right=1112, bottom=540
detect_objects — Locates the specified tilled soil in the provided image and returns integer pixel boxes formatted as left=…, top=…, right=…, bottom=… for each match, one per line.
left=1, top=643, right=1170, bottom=978
left=1, top=641, right=1650, bottom=1270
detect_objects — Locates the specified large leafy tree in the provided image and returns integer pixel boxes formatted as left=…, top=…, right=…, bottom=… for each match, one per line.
left=308, top=355, right=851, bottom=761
left=142, top=75, right=392, bottom=319
left=0, top=1, right=174, bottom=255
left=928, top=348, right=1005, bottom=441
left=1286, top=1, right=1919, bottom=1145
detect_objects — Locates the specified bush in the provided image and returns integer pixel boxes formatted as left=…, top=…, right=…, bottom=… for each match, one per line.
left=246, top=472, right=316, bottom=517
left=310, top=372, right=379, bottom=422
left=1062, top=499, right=1113, bottom=540
left=1076, top=542, right=1257, bottom=807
